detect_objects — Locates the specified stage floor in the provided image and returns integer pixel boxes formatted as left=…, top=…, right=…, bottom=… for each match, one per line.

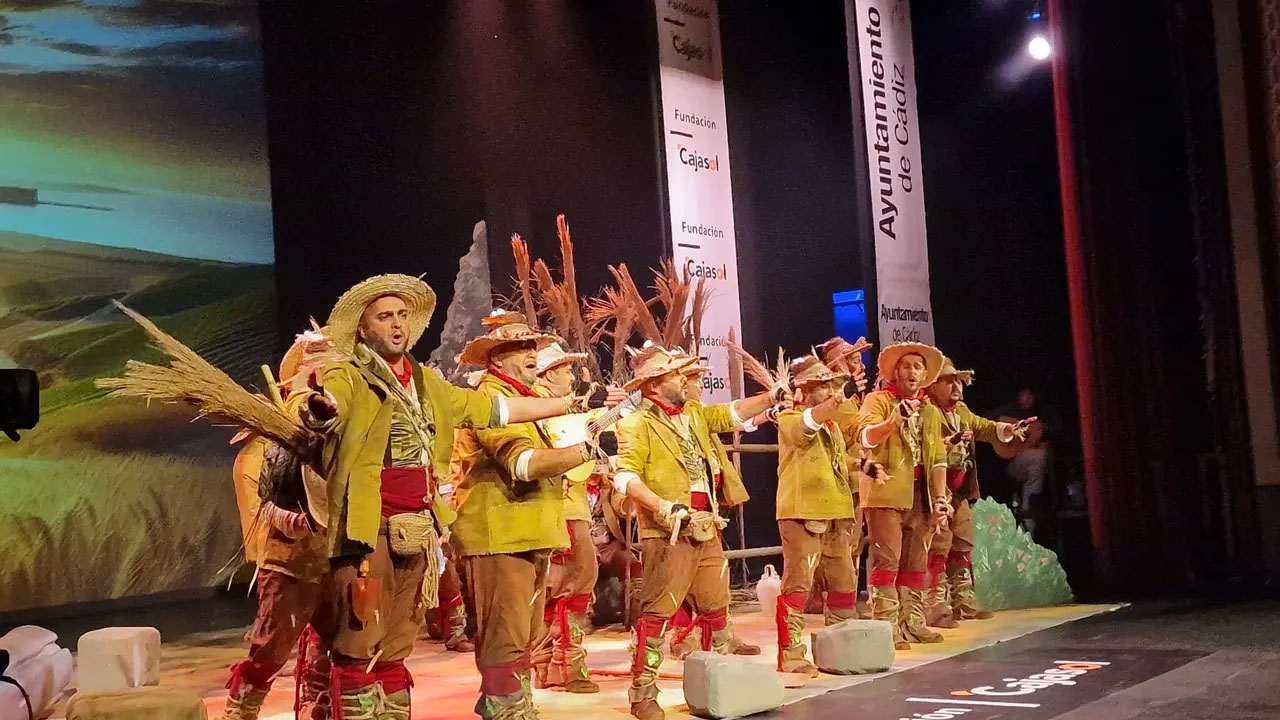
left=50, top=603, right=1118, bottom=719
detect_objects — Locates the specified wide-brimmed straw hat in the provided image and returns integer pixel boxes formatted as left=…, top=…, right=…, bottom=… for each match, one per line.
left=326, top=274, right=437, bottom=353
left=791, top=354, right=849, bottom=387
left=458, top=311, right=557, bottom=367
left=536, top=342, right=589, bottom=376
left=278, top=326, right=335, bottom=387
left=624, top=345, right=699, bottom=392
left=876, top=342, right=945, bottom=387
left=667, top=346, right=709, bottom=376
left=818, top=336, right=872, bottom=367
left=933, top=356, right=975, bottom=386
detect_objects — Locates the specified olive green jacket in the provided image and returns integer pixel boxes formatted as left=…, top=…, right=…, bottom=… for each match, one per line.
left=775, top=408, right=856, bottom=520
left=313, top=346, right=497, bottom=557
left=855, top=389, right=944, bottom=510
left=922, top=401, right=1004, bottom=502
left=615, top=398, right=742, bottom=540
left=452, top=373, right=570, bottom=556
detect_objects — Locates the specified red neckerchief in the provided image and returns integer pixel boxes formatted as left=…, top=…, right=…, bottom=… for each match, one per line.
left=389, top=355, right=413, bottom=389
left=936, top=401, right=958, bottom=412
left=644, top=394, right=685, bottom=417
left=487, top=367, right=539, bottom=398
left=885, top=383, right=924, bottom=401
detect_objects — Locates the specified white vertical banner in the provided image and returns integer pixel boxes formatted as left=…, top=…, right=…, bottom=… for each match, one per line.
left=654, top=0, right=741, bottom=402
left=852, top=0, right=935, bottom=345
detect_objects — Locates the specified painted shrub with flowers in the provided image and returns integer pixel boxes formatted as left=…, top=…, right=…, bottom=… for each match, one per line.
left=972, top=498, right=1073, bottom=610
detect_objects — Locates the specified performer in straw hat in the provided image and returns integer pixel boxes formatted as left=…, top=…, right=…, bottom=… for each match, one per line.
left=922, top=357, right=1033, bottom=626
left=856, top=342, right=948, bottom=650
left=614, top=345, right=786, bottom=720
left=222, top=328, right=336, bottom=720
left=451, top=315, right=614, bottom=720
left=665, top=353, right=764, bottom=660
left=773, top=355, right=885, bottom=676
left=302, top=277, right=578, bottom=720
left=528, top=342, right=603, bottom=694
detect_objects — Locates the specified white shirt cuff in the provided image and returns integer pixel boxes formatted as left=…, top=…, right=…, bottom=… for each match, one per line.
left=514, top=449, right=535, bottom=481
left=742, top=418, right=758, bottom=433
left=860, top=426, right=882, bottom=448
left=614, top=470, right=640, bottom=495
left=933, top=462, right=949, bottom=469
left=997, top=423, right=1014, bottom=442
left=494, top=396, right=510, bottom=427
left=728, top=402, right=746, bottom=429
left=802, top=408, right=822, bottom=434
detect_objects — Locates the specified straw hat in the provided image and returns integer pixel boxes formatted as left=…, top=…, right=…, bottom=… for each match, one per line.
left=933, top=356, right=975, bottom=386
left=790, top=354, right=849, bottom=387
left=326, top=274, right=437, bottom=353
left=668, top=346, right=709, bottom=376
left=458, top=311, right=557, bottom=367
left=536, top=342, right=589, bottom=376
left=624, top=345, right=699, bottom=392
left=278, top=326, right=336, bottom=387
left=876, top=342, right=945, bottom=387
left=818, top=336, right=872, bottom=367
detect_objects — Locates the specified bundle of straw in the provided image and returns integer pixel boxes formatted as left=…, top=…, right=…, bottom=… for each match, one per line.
left=95, top=301, right=317, bottom=458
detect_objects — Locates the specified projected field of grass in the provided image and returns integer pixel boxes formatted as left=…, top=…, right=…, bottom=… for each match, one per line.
left=0, top=231, right=277, bottom=612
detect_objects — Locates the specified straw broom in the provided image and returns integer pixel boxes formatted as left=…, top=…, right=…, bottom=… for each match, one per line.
left=95, top=301, right=317, bottom=459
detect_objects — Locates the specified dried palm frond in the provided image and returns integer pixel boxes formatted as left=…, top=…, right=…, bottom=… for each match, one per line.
left=510, top=233, right=539, bottom=329
left=555, top=214, right=584, bottom=344
left=727, top=327, right=743, bottom=399
left=687, top=275, right=711, bottom=354
left=609, top=264, right=662, bottom=344
left=652, top=259, right=693, bottom=350
left=725, top=340, right=791, bottom=396
left=95, top=301, right=317, bottom=458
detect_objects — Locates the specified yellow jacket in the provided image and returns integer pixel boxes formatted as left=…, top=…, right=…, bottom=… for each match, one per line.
left=452, top=373, right=570, bottom=556
left=615, top=399, right=741, bottom=540
left=855, top=389, right=944, bottom=509
left=314, top=346, right=497, bottom=557
left=922, top=401, right=1003, bottom=502
left=775, top=408, right=856, bottom=520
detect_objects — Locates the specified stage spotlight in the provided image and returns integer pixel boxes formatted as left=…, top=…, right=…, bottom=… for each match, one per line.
left=1028, top=35, right=1051, bottom=60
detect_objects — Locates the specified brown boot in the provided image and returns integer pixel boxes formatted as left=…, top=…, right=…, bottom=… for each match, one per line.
left=220, top=686, right=268, bottom=720
left=949, top=561, right=994, bottom=619
left=870, top=585, right=911, bottom=650
left=630, top=615, right=667, bottom=720
left=776, top=595, right=819, bottom=676
left=562, top=595, right=599, bottom=693
left=729, top=625, right=761, bottom=656
left=631, top=699, right=665, bottom=720
left=900, top=586, right=944, bottom=643
left=926, top=577, right=959, bottom=629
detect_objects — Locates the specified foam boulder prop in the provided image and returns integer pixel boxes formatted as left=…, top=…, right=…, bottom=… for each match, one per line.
left=972, top=498, right=1073, bottom=610
left=683, top=651, right=783, bottom=718
left=0, top=626, right=74, bottom=720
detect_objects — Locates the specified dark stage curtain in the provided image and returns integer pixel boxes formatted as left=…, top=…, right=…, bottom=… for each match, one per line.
left=1049, top=0, right=1260, bottom=594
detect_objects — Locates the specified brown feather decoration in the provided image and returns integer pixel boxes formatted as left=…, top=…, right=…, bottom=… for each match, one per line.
left=725, top=340, right=790, bottom=395
left=652, top=259, right=692, bottom=350
left=510, top=233, right=539, bottom=330
left=95, top=301, right=317, bottom=459
left=608, top=264, right=663, bottom=344
left=727, top=327, right=744, bottom=399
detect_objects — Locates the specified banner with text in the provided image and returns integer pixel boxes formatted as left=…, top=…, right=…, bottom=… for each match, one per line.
left=852, top=0, right=935, bottom=346
left=654, top=0, right=741, bottom=402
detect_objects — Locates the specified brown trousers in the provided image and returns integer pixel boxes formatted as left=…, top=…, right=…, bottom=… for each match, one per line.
left=466, top=550, right=551, bottom=696
left=865, top=481, right=933, bottom=590
left=548, top=519, right=600, bottom=599
left=778, top=519, right=860, bottom=606
left=246, top=569, right=324, bottom=665
left=636, top=536, right=731, bottom=618
left=314, top=532, right=427, bottom=663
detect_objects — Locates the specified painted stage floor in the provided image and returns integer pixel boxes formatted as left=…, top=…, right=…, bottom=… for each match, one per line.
left=51, top=604, right=1118, bottom=719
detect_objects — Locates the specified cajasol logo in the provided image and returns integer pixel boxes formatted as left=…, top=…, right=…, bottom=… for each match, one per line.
left=901, top=660, right=1111, bottom=715
left=677, top=144, right=719, bottom=172
left=685, top=258, right=728, bottom=281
